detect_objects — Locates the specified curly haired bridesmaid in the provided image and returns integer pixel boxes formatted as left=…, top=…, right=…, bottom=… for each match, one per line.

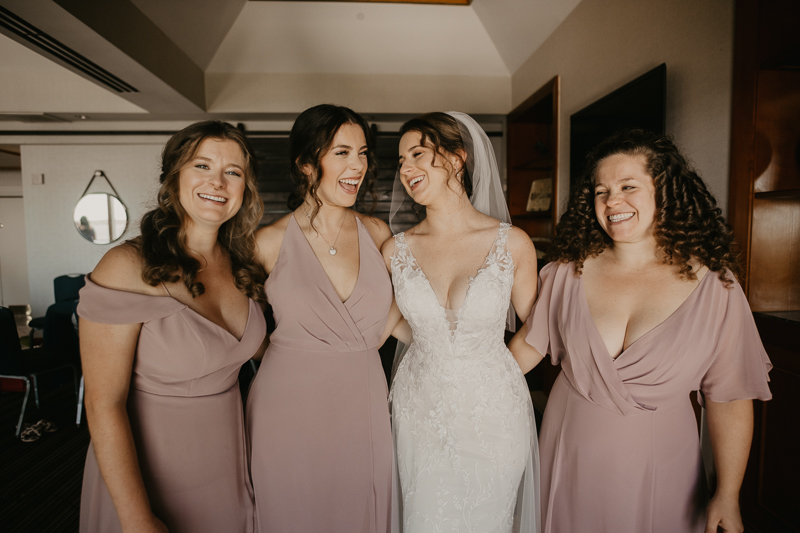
left=510, top=130, right=772, bottom=533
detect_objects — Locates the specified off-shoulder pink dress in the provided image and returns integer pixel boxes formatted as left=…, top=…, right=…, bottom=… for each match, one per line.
left=525, top=262, right=772, bottom=533
left=246, top=214, right=394, bottom=533
left=77, top=276, right=265, bottom=533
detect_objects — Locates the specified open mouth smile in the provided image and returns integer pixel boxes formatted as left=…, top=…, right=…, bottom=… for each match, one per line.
left=339, top=178, right=360, bottom=194
left=608, top=212, right=634, bottom=223
left=408, top=176, right=424, bottom=191
left=198, top=193, right=228, bottom=204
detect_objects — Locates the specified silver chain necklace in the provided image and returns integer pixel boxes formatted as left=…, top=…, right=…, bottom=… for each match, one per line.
left=305, top=208, right=348, bottom=256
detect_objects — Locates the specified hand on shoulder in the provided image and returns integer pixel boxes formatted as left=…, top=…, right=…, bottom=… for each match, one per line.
left=255, top=214, right=292, bottom=274
left=90, top=241, right=159, bottom=295
left=356, top=213, right=392, bottom=248
left=380, top=234, right=397, bottom=271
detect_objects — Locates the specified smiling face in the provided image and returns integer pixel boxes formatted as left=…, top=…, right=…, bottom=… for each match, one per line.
left=398, top=131, right=463, bottom=206
left=593, top=153, right=657, bottom=245
left=178, top=137, right=247, bottom=230
left=305, top=122, right=368, bottom=208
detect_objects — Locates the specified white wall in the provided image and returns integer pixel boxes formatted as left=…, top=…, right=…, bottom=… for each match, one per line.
left=512, top=0, right=734, bottom=216
left=0, top=169, right=23, bottom=196
left=0, top=197, right=30, bottom=307
left=20, top=144, right=163, bottom=315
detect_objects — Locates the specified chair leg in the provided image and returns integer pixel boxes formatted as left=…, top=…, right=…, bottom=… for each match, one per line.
left=16, top=379, right=31, bottom=438
left=32, top=374, right=40, bottom=408
left=71, top=366, right=79, bottom=398
left=76, top=375, right=85, bottom=427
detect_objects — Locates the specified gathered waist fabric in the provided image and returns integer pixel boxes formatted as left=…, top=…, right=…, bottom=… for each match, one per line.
left=267, top=342, right=379, bottom=357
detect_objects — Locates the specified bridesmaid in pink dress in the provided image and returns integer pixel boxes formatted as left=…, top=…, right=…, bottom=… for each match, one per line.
left=247, top=105, right=403, bottom=533
left=79, top=121, right=267, bottom=532
left=510, top=130, right=771, bottom=533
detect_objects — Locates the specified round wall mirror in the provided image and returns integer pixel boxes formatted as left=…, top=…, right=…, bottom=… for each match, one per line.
left=73, top=192, right=128, bottom=244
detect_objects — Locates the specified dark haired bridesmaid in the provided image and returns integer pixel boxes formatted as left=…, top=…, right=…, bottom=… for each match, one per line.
left=79, top=121, right=267, bottom=532
left=247, top=104, right=401, bottom=532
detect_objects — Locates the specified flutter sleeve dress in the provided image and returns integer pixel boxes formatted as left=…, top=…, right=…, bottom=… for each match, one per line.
left=525, top=261, right=772, bottom=533
left=246, top=214, right=394, bottom=533
left=78, top=275, right=265, bottom=533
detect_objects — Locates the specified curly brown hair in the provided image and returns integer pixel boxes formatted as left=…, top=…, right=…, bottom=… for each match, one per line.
left=549, top=129, right=740, bottom=285
left=400, top=112, right=473, bottom=198
left=286, top=104, right=378, bottom=227
left=134, top=120, right=266, bottom=301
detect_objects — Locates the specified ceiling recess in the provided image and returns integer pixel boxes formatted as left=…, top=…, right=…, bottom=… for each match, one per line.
left=0, top=5, right=139, bottom=94
left=248, top=0, right=472, bottom=4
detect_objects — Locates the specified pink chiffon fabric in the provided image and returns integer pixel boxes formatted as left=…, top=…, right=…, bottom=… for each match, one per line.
left=246, top=214, right=393, bottom=533
left=526, top=262, right=772, bottom=533
left=77, top=275, right=265, bottom=532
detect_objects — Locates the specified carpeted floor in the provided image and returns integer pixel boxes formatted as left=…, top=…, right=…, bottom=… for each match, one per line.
left=0, top=382, right=88, bottom=532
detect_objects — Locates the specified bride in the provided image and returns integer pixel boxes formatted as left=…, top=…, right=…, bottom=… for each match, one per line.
left=382, top=112, right=541, bottom=532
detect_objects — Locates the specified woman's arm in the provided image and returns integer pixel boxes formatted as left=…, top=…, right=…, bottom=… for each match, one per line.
left=378, top=236, right=412, bottom=346
left=704, top=399, right=753, bottom=533
left=82, top=248, right=168, bottom=532
left=380, top=300, right=412, bottom=346
left=508, top=324, right=546, bottom=374
left=508, top=227, right=538, bottom=323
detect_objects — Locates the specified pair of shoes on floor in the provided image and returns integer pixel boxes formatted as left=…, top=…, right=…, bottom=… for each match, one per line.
left=20, top=419, right=58, bottom=442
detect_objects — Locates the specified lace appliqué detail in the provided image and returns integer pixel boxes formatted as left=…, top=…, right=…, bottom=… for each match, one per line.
left=390, top=223, right=534, bottom=532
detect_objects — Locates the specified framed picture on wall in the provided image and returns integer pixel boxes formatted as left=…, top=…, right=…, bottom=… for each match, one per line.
left=526, top=177, right=552, bottom=212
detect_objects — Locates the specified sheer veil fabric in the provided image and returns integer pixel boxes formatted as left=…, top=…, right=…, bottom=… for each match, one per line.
left=388, top=112, right=541, bottom=532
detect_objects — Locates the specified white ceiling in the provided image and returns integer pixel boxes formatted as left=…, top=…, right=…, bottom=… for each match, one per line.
left=0, top=35, right=146, bottom=115
left=130, top=0, right=246, bottom=70
left=208, top=2, right=507, bottom=76
left=208, top=0, right=583, bottom=76
left=472, top=0, right=582, bottom=73
left=0, top=0, right=582, bottom=118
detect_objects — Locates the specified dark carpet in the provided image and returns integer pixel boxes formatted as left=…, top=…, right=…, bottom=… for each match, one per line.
left=0, top=382, right=88, bottom=532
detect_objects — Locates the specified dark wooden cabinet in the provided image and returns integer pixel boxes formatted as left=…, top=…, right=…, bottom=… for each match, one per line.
left=729, top=1, right=800, bottom=531
left=507, top=76, right=559, bottom=264
left=507, top=76, right=561, bottom=399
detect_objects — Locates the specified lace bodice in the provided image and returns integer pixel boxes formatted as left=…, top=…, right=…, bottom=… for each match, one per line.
left=391, top=223, right=514, bottom=363
left=389, top=223, right=538, bottom=533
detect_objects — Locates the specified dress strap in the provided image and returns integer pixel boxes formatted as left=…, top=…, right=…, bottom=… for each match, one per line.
left=391, top=232, right=416, bottom=273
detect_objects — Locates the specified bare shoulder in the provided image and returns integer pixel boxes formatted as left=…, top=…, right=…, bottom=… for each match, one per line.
left=507, top=226, right=537, bottom=260
left=90, top=242, right=158, bottom=295
left=380, top=234, right=397, bottom=260
left=255, top=213, right=292, bottom=272
left=355, top=213, right=392, bottom=247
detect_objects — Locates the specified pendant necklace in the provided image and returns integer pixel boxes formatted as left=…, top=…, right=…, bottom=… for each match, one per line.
left=306, top=208, right=348, bottom=256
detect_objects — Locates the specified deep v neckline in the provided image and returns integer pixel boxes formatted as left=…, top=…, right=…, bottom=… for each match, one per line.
left=161, top=284, right=254, bottom=343
left=579, top=269, right=711, bottom=361
left=291, top=213, right=362, bottom=304
left=182, top=300, right=254, bottom=343
left=402, top=223, right=503, bottom=318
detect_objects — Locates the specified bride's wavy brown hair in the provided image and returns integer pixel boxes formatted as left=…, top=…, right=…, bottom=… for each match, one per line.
left=134, top=120, right=266, bottom=301
left=549, top=129, right=740, bottom=286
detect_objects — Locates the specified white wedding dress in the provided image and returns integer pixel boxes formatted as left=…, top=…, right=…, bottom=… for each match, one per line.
left=390, top=223, right=540, bottom=533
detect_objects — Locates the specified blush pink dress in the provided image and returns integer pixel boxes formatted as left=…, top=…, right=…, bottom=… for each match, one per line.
left=78, top=276, right=264, bottom=533
left=246, top=214, right=394, bottom=533
left=525, top=262, right=772, bottom=533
